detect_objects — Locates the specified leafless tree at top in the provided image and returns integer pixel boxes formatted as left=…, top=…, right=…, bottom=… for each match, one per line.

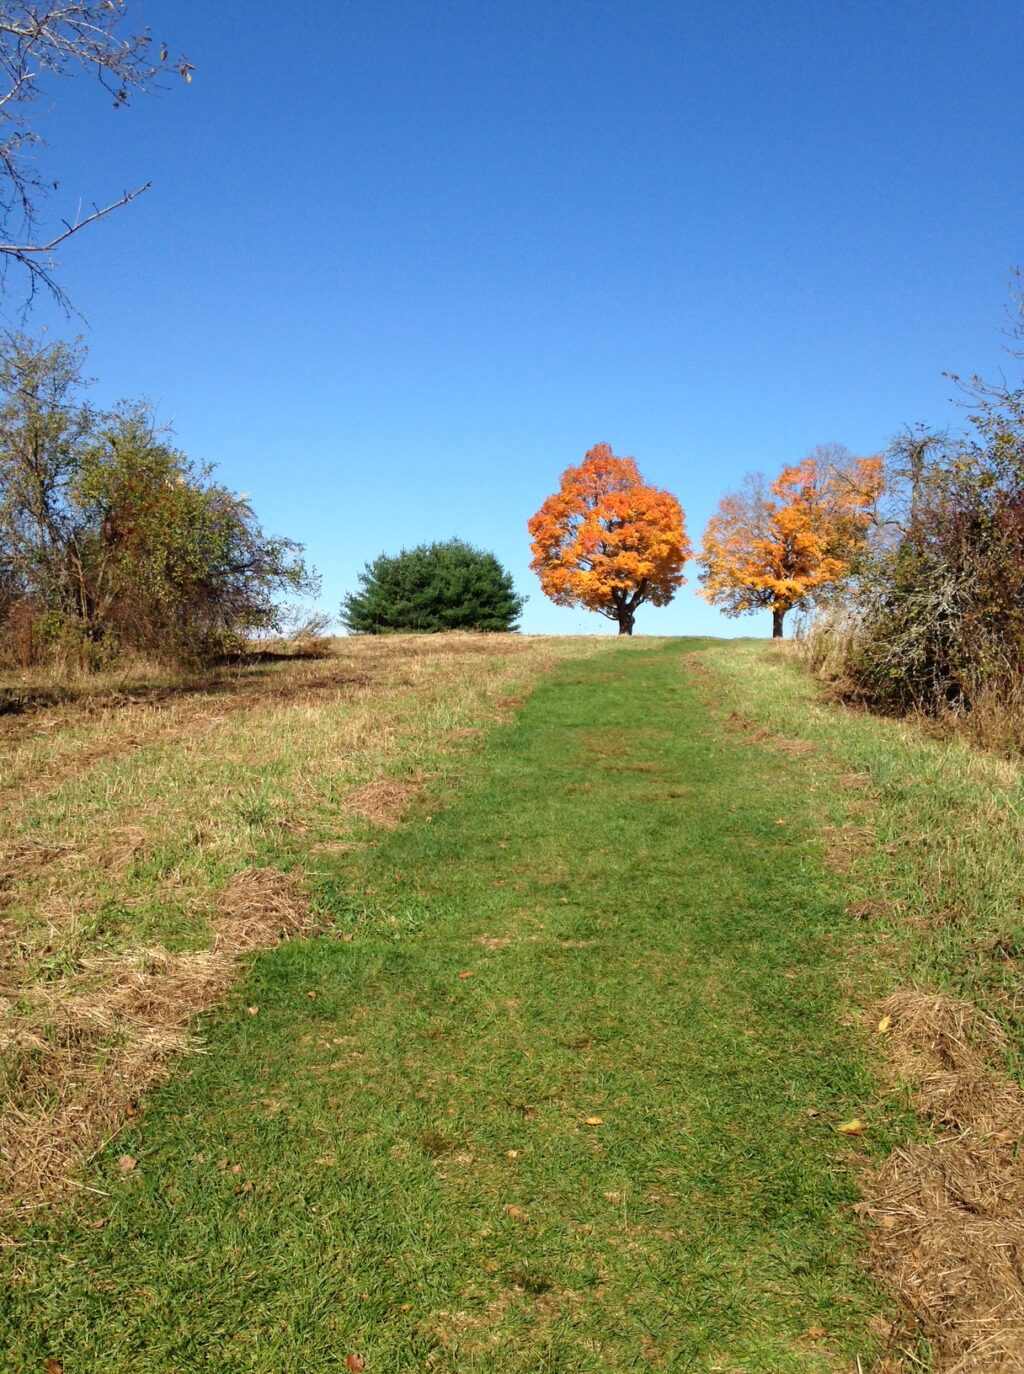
left=0, top=1, right=190, bottom=309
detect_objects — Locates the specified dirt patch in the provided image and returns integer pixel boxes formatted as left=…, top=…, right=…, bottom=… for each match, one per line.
left=720, top=707, right=819, bottom=758
left=864, top=989, right=1024, bottom=1372
left=822, top=823, right=876, bottom=874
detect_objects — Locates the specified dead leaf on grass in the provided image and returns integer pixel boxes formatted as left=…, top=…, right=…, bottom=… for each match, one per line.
left=116, top=1154, right=137, bottom=1172
left=837, top=1118, right=867, bottom=1135
left=504, top=1204, right=529, bottom=1221
left=583, top=1115, right=604, bottom=1126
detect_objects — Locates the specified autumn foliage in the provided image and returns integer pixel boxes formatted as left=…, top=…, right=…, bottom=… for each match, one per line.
left=528, top=444, right=690, bottom=634
left=698, top=449, right=884, bottom=636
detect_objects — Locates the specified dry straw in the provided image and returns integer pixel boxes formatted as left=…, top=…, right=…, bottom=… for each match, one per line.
left=868, top=989, right=1024, bottom=1373
left=0, top=866, right=312, bottom=1226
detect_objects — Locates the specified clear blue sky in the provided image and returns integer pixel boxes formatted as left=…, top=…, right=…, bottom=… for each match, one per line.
left=21, top=0, right=1024, bottom=635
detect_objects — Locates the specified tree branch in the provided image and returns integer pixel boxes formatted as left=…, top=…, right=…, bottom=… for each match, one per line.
left=0, top=181, right=149, bottom=254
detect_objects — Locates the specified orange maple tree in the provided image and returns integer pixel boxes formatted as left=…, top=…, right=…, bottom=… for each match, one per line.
left=528, top=443, right=691, bottom=635
left=698, top=450, right=884, bottom=637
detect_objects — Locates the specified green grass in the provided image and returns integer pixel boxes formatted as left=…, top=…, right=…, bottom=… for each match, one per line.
left=1, top=639, right=898, bottom=1372
left=699, top=641, right=1024, bottom=1079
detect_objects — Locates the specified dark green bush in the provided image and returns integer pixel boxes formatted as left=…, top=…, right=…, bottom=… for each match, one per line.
left=342, top=539, right=524, bottom=634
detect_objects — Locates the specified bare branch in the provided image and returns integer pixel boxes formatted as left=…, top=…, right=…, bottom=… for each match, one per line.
left=0, top=181, right=148, bottom=254
left=0, top=3, right=189, bottom=307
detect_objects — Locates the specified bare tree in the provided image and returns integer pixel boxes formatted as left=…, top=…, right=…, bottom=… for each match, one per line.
left=0, top=2, right=190, bottom=307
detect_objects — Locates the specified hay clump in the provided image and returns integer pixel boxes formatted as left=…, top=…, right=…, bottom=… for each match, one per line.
left=343, top=778, right=421, bottom=828
left=867, top=988, right=1024, bottom=1372
left=212, top=864, right=317, bottom=951
left=0, top=947, right=231, bottom=1222
left=1, top=867, right=316, bottom=1226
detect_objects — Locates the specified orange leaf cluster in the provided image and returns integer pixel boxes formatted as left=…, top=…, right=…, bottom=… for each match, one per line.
left=527, top=444, right=691, bottom=634
left=698, top=454, right=883, bottom=633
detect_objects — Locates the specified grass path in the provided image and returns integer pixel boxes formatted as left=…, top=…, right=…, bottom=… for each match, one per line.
left=2, top=640, right=894, bottom=1372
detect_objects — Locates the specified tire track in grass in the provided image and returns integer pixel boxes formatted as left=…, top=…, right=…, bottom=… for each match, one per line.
left=1, top=639, right=896, bottom=1373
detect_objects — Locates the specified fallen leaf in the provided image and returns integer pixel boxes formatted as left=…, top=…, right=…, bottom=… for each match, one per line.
left=506, top=1149, right=519, bottom=1158
left=346, top=1357, right=366, bottom=1372
left=877, top=1015, right=892, bottom=1034
left=806, top=1108, right=821, bottom=1118
left=504, top=1204, right=529, bottom=1220
left=247, top=1006, right=259, bottom=1016
left=879, top=1213, right=896, bottom=1228
left=837, top=1118, right=867, bottom=1135
left=43, top=1361, right=64, bottom=1374
left=307, top=990, right=317, bottom=999
left=116, top=1154, right=137, bottom=1172
left=805, top=1326, right=826, bottom=1340
left=582, top=1116, right=604, bottom=1126
left=457, top=970, right=474, bottom=980
left=89, top=1217, right=108, bottom=1229
left=230, top=1164, right=242, bottom=1176
left=994, top=1128, right=1016, bottom=1144
left=604, top=1191, right=623, bottom=1203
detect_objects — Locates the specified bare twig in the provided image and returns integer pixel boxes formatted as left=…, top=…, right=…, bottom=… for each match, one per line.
left=0, top=2, right=189, bottom=307
left=0, top=181, right=149, bottom=255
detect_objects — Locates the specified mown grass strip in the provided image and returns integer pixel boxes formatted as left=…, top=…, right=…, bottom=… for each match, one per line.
left=1, top=639, right=895, bottom=1372
left=694, top=640, right=1024, bottom=1371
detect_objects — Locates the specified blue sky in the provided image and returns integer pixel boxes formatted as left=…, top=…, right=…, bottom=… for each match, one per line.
left=19, top=0, right=1024, bottom=635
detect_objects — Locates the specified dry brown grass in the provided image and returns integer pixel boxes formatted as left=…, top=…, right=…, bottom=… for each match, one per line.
left=868, top=990, right=1024, bottom=1373
left=0, top=633, right=604, bottom=1227
left=0, top=869, right=314, bottom=1223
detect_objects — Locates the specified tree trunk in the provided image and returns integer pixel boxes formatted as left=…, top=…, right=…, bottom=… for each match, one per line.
left=617, top=609, right=634, bottom=635
left=772, top=607, right=784, bottom=638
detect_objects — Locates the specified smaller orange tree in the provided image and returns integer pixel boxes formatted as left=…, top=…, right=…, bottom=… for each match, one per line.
left=528, top=443, right=690, bottom=635
left=698, top=450, right=883, bottom=637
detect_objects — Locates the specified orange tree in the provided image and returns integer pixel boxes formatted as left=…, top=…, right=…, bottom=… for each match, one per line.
left=698, top=450, right=883, bottom=637
left=528, top=443, right=690, bottom=635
